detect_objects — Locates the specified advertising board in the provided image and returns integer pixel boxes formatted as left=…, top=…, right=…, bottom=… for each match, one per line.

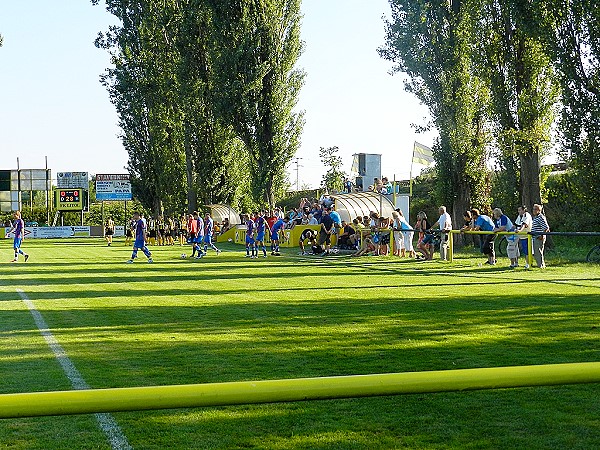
left=96, top=174, right=132, bottom=201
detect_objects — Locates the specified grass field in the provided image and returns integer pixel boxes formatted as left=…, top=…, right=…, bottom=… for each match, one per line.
left=0, top=237, right=599, bottom=449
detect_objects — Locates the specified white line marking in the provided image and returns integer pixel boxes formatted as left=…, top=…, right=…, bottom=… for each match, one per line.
left=17, top=289, right=132, bottom=450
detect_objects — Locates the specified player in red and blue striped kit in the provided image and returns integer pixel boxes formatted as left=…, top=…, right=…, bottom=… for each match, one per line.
left=255, top=210, right=268, bottom=258
left=9, top=211, right=29, bottom=263
left=127, top=212, right=153, bottom=263
left=245, top=215, right=256, bottom=258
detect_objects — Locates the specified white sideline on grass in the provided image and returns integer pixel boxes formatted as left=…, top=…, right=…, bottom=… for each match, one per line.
left=16, top=289, right=132, bottom=450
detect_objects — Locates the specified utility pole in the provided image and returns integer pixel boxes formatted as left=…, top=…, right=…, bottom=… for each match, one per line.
left=292, top=157, right=303, bottom=191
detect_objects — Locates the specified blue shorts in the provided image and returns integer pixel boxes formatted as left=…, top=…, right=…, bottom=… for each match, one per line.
left=194, top=235, right=203, bottom=244
left=203, top=234, right=211, bottom=244
left=256, top=231, right=265, bottom=242
left=422, top=234, right=435, bottom=245
left=246, top=235, right=255, bottom=245
left=134, top=239, right=146, bottom=249
left=13, top=238, right=22, bottom=249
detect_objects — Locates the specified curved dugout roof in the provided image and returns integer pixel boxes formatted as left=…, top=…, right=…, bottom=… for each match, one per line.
left=332, top=192, right=396, bottom=223
left=207, top=204, right=242, bottom=225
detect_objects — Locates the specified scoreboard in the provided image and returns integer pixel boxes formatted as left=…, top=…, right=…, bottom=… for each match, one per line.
left=53, top=188, right=85, bottom=211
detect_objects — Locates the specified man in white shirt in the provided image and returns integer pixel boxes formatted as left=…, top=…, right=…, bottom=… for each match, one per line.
left=514, top=205, right=533, bottom=268
left=431, top=206, right=453, bottom=260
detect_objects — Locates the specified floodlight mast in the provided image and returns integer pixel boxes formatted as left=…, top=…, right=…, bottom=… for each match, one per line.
left=292, top=157, right=303, bottom=191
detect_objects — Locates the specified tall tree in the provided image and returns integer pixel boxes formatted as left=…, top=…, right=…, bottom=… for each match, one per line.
left=95, top=0, right=187, bottom=215
left=319, top=146, right=346, bottom=193
left=380, top=0, right=490, bottom=222
left=208, top=0, right=305, bottom=208
left=173, top=1, right=252, bottom=211
left=473, top=0, right=558, bottom=211
left=527, top=0, right=600, bottom=228
left=94, top=0, right=253, bottom=214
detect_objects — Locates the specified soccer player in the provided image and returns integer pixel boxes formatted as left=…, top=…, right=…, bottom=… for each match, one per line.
left=298, top=228, right=317, bottom=255
left=203, top=212, right=221, bottom=255
left=189, top=211, right=204, bottom=259
left=127, top=212, right=153, bottom=263
left=270, top=216, right=289, bottom=256
left=254, top=210, right=268, bottom=258
left=245, top=214, right=257, bottom=258
left=9, top=211, right=29, bottom=263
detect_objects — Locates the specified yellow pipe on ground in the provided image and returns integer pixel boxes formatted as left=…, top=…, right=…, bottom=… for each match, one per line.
left=1, top=362, right=599, bottom=419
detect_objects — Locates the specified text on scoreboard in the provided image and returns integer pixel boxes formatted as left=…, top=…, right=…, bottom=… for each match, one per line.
left=53, top=188, right=84, bottom=211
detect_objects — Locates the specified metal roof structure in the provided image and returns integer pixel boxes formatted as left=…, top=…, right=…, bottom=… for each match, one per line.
left=206, top=204, right=242, bottom=225
left=332, top=192, right=396, bottom=223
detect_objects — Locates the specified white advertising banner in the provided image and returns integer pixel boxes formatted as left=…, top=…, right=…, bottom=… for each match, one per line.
left=96, top=174, right=133, bottom=201
left=4, top=226, right=91, bottom=239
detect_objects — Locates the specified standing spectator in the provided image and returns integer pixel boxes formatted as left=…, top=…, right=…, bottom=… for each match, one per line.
left=392, top=209, right=414, bottom=258
left=430, top=206, right=453, bottom=260
left=514, top=205, right=533, bottom=269
left=378, top=216, right=392, bottom=256
left=328, top=206, right=342, bottom=231
left=381, top=177, right=393, bottom=195
left=531, top=203, right=550, bottom=268
left=492, top=208, right=519, bottom=268
left=415, top=211, right=434, bottom=260
left=460, top=210, right=478, bottom=248
left=469, top=208, right=496, bottom=265
left=318, top=209, right=334, bottom=256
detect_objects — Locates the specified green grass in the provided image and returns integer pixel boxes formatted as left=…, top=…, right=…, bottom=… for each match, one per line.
left=0, top=238, right=599, bottom=449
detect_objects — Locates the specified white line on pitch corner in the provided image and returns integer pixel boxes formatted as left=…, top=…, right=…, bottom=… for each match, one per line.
left=16, top=289, right=132, bottom=450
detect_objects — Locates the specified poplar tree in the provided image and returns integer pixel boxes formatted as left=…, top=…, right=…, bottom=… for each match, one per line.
left=473, top=0, right=558, bottom=211
left=380, top=0, right=490, bottom=222
left=209, top=0, right=305, bottom=208
left=529, top=0, right=600, bottom=227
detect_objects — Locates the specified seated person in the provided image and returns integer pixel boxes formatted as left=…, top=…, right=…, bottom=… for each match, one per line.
left=299, top=228, right=318, bottom=255
left=220, top=218, right=231, bottom=234
left=351, top=236, right=376, bottom=257
left=337, top=220, right=356, bottom=249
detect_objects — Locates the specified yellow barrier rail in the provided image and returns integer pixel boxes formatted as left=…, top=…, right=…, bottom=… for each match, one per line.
left=1, top=362, right=599, bottom=418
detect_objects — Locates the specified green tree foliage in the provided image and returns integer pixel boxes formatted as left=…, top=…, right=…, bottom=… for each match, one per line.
left=319, top=146, right=346, bottom=193
left=473, top=0, right=558, bottom=212
left=94, top=0, right=299, bottom=213
left=380, top=0, right=490, bottom=223
left=209, top=0, right=305, bottom=208
left=94, top=1, right=187, bottom=215
left=524, top=0, right=600, bottom=229
left=173, top=2, right=251, bottom=211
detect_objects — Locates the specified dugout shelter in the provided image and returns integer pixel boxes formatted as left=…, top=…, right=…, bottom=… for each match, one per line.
left=332, top=192, right=396, bottom=222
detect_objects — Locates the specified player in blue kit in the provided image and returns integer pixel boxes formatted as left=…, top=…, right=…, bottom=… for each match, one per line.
left=254, top=210, right=268, bottom=258
left=9, top=211, right=29, bottom=263
left=127, top=212, right=153, bottom=263
left=203, top=212, right=221, bottom=255
left=245, top=214, right=256, bottom=258
left=270, top=216, right=289, bottom=256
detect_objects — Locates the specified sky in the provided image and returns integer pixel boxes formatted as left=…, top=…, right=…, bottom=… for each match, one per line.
left=0, top=0, right=436, bottom=189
